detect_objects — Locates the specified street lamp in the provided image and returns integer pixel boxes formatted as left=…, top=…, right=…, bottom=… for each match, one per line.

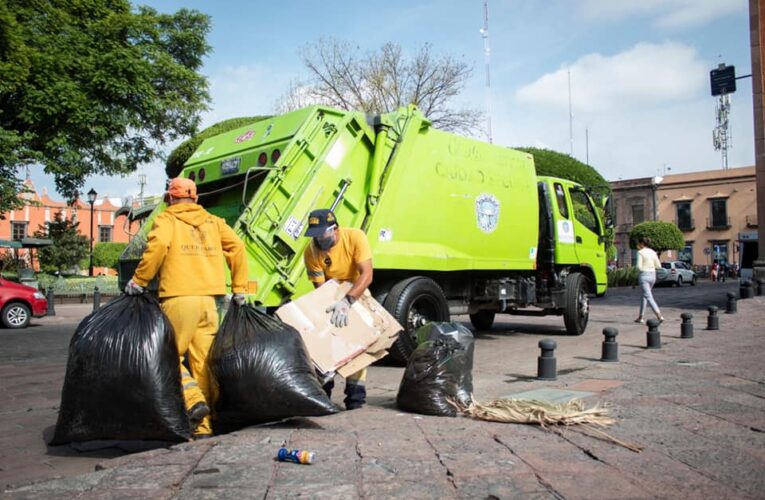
left=87, top=188, right=97, bottom=276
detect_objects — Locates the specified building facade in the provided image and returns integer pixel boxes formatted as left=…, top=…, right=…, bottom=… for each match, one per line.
left=0, top=179, right=138, bottom=274
left=610, top=166, right=758, bottom=273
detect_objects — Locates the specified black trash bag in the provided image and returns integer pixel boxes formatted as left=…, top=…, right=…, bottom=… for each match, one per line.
left=396, top=322, right=475, bottom=417
left=50, top=294, right=190, bottom=445
left=210, top=303, right=340, bottom=432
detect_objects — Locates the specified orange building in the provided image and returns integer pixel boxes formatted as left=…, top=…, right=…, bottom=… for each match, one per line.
left=0, top=178, right=140, bottom=274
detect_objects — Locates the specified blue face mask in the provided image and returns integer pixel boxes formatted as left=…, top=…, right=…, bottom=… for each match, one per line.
left=314, top=234, right=335, bottom=251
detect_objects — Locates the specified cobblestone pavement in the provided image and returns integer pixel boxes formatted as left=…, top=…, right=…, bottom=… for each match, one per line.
left=3, top=281, right=764, bottom=499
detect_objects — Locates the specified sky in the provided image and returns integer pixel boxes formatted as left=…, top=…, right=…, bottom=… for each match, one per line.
left=27, top=0, right=753, bottom=205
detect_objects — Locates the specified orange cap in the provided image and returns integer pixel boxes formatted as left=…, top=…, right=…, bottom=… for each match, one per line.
left=167, top=177, right=197, bottom=200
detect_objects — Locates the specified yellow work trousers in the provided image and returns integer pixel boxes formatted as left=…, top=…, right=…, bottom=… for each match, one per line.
left=161, top=295, right=219, bottom=435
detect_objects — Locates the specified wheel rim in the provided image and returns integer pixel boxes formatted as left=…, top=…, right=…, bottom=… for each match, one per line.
left=578, top=289, right=589, bottom=328
left=405, top=294, right=442, bottom=341
left=7, top=306, right=28, bottom=327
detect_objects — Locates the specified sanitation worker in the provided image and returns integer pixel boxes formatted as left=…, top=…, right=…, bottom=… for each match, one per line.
left=303, top=208, right=373, bottom=410
left=125, top=177, right=248, bottom=438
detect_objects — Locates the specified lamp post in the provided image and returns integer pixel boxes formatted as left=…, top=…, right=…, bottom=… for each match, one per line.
left=87, top=188, right=97, bottom=276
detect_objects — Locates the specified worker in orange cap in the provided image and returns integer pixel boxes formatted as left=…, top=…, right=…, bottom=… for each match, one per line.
left=125, top=177, right=248, bottom=438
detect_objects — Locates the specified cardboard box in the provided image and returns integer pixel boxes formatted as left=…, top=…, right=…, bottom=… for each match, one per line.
left=276, top=281, right=402, bottom=377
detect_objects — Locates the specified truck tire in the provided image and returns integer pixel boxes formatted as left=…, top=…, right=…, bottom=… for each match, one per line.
left=563, top=273, right=588, bottom=336
left=383, top=277, right=450, bottom=364
left=469, top=310, right=495, bottom=331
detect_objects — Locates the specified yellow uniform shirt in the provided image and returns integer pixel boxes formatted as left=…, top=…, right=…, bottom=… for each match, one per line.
left=304, top=227, right=372, bottom=285
left=133, top=203, right=248, bottom=297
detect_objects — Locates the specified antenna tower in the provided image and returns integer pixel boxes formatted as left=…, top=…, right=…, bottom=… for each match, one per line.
left=712, top=94, right=731, bottom=169
left=138, top=174, right=147, bottom=206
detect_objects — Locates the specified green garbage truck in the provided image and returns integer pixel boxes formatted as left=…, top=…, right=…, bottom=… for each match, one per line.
left=119, top=105, right=611, bottom=362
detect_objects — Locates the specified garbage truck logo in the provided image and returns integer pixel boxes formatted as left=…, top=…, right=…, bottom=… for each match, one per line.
left=475, top=193, right=500, bottom=233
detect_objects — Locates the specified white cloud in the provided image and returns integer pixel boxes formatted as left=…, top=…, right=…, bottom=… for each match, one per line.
left=578, top=0, right=745, bottom=29
left=515, top=42, right=707, bottom=113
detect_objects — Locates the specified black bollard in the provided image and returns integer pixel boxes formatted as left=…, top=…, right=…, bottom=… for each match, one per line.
left=680, top=312, right=693, bottom=339
left=726, top=292, right=737, bottom=314
left=93, top=286, right=101, bottom=311
left=537, top=339, right=557, bottom=380
left=601, top=327, right=619, bottom=362
left=707, top=305, right=719, bottom=330
left=740, top=280, right=754, bottom=299
left=646, top=319, right=661, bottom=349
left=46, top=288, right=56, bottom=317
left=756, top=278, right=765, bottom=297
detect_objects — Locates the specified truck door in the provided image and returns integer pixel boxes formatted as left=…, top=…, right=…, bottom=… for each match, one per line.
left=567, top=186, right=606, bottom=283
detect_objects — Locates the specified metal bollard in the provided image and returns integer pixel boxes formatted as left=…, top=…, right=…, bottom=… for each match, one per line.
left=601, top=327, right=618, bottom=362
left=725, top=292, right=737, bottom=314
left=537, top=339, right=557, bottom=380
left=756, top=278, right=765, bottom=297
left=680, top=312, right=693, bottom=339
left=46, top=288, right=56, bottom=317
left=739, top=280, right=754, bottom=300
left=93, top=286, right=101, bottom=311
left=646, top=319, right=661, bottom=349
left=707, top=305, right=719, bottom=330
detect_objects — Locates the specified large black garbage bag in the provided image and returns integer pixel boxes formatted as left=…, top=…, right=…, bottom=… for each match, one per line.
left=396, top=322, right=475, bottom=417
left=50, top=294, right=190, bottom=445
left=210, top=303, right=340, bottom=432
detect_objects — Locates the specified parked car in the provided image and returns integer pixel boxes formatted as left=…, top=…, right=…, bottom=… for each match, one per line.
left=659, top=261, right=697, bottom=287
left=0, top=277, right=48, bottom=328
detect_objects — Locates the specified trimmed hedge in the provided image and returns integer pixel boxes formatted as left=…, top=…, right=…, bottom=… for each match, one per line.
left=517, top=147, right=611, bottom=198
left=165, top=115, right=271, bottom=178
left=629, top=221, right=684, bottom=255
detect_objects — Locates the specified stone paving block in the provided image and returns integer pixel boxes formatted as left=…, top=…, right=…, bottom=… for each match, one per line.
left=360, top=455, right=447, bottom=483
left=78, top=488, right=176, bottom=499
left=3, top=470, right=110, bottom=497
left=272, top=454, right=358, bottom=485
left=196, top=442, right=275, bottom=468
left=541, top=471, right=649, bottom=499
left=453, top=473, right=554, bottom=499
left=96, top=464, right=192, bottom=490
left=268, top=482, right=358, bottom=499
left=438, top=451, right=526, bottom=479
left=355, top=428, right=433, bottom=459
left=174, top=487, right=264, bottom=500
left=362, top=478, right=456, bottom=499
left=667, top=446, right=765, bottom=497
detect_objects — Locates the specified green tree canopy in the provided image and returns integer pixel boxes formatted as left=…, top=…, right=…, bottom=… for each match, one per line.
left=166, top=116, right=271, bottom=178
left=0, top=0, right=212, bottom=214
left=93, top=242, right=128, bottom=270
left=629, top=221, right=684, bottom=256
left=517, top=147, right=611, bottom=198
left=34, top=211, right=88, bottom=273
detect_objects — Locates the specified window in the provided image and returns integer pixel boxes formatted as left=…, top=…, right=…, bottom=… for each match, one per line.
left=631, top=204, right=645, bottom=225
left=554, top=183, right=569, bottom=218
left=569, top=188, right=600, bottom=235
left=11, top=222, right=27, bottom=241
left=709, top=199, right=728, bottom=228
left=676, top=202, right=692, bottom=230
left=679, top=244, right=693, bottom=265
left=99, top=226, right=113, bottom=243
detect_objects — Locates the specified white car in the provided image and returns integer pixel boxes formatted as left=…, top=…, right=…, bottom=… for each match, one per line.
left=660, top=261, right=697, bottom=287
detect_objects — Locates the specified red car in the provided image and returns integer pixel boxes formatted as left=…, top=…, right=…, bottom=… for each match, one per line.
left=0, top=277, right=48, bottom=329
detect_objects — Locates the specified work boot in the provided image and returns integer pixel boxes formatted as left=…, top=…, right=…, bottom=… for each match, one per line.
left=344, top=382, right=366, bottom=410
left=188, top=402, right=210, bottom=430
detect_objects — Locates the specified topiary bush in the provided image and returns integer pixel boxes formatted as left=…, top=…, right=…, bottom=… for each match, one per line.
left=629, top=221, right=684, bottom=257
left=165, top=115, right=272, bottom=178
left=517, top=147, right=611, bottom=199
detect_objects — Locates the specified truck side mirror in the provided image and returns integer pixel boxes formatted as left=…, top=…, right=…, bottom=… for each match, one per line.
left=602, top=195, right=615, bottom=229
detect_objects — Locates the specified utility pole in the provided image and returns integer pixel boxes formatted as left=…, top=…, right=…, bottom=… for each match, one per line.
left=480, top=1, right=493, bottom=143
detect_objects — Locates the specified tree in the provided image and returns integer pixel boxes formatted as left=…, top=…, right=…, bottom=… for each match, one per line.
left=629, top=221, right=684, bottom=257
left=34, top=211, right=88, bottom=273
left=277, top=39, right=482, bottom=135
left=0, top=0, right=212, bottom=214
left=93, top=242, right=128, bottom=270
left=166, top=116, right=271, bottom=178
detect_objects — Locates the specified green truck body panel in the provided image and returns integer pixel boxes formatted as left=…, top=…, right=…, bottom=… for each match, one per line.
left=120, top=105, right=607, bottom=319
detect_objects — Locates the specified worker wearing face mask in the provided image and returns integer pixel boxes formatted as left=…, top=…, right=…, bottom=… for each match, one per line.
left=303, top=209, right=373, bottom=410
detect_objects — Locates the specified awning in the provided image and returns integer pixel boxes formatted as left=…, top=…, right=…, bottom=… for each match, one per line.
left=20, top=237, right=53, bottom=248
left=0, top=239, right=22, bottom=249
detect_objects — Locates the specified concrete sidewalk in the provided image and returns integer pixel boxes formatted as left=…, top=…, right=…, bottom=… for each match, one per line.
left=4, top=285, right=765, bottom=499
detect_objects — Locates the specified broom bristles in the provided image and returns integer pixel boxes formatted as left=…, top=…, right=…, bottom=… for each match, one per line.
left=454, top=398, right=615, bottom=428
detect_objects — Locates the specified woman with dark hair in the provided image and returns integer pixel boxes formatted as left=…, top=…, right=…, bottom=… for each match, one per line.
left=635, top=236, right=664, bottom=324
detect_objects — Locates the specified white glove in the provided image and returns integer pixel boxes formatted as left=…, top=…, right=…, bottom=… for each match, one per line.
left=125, top=279, right=144, bottom=295
left=233, top=293, right=246, bottom=306
left=326, top=296, right=351, bottom=328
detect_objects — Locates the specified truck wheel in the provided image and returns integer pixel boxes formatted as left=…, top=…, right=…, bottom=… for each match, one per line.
left=563, top=273, right=588, bottom=336
left=383, top=277, right=450, bottom=364
left=469, top=310, right=495, bottom=331
left=2, top=302, right=31, bottom=329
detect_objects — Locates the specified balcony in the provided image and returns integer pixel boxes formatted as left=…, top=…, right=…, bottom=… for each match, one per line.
left=706, top=216, right=731, bottom=230
left=746, top=215, right=758, bottom=228
left=675, top=218, right=694, bottom=232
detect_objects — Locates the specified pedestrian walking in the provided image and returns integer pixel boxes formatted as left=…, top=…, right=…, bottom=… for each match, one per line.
left=303, top=208, right=373, bottom=410
left=634, top=236, right=664, bottom=324
left=125, top=177, right=249, bottom=438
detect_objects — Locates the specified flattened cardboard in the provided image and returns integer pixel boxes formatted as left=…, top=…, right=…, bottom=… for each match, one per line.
left=275, top=280, right=402, bottom=377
